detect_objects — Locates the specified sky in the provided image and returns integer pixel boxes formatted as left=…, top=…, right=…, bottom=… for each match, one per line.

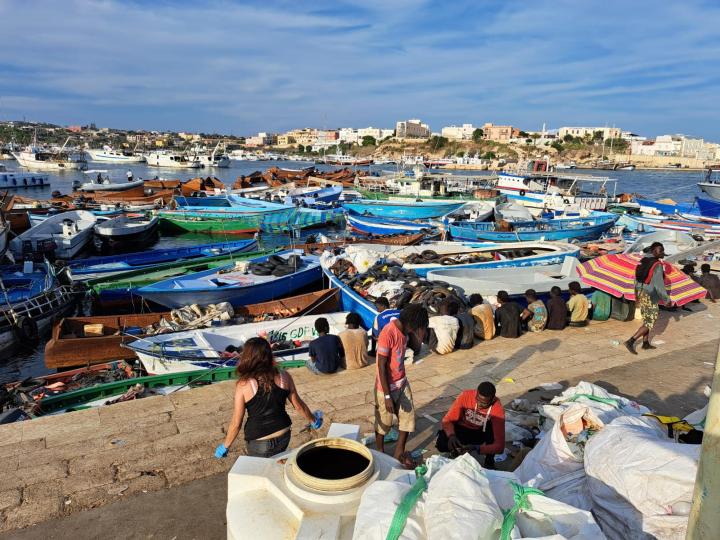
left=1, top=0, right=720, bottom=139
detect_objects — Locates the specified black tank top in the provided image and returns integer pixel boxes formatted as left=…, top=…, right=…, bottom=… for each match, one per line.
left=243, top=380, right=292, bottom=441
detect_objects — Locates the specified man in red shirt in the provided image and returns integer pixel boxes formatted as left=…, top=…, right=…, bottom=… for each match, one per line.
left=436, top=381, right=505, bottom=468
left=375, top=304, right=429, bottom=466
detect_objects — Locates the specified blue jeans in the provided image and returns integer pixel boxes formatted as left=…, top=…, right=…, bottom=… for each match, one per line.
left=246, top=430, right=291, bottom=458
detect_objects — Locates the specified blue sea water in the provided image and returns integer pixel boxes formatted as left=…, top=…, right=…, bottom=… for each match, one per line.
left=0, top=159, right=706, bottom=382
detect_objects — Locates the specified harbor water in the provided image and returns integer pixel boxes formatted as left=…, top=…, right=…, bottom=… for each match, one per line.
left=0, top=159, right=707, bottom=383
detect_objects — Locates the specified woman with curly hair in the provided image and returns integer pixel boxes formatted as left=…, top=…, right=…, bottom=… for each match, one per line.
left=214, top=337, right=321, bottom=458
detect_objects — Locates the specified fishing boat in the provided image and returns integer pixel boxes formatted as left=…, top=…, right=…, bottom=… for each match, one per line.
left=494, top=201, right=534, bottom=222
left=265, top=207, right=344, bottom=233
left=299, top=232, right=425, bottom=254
left=696, top=196, right=720, bottom=218
left=92, top=214, right=160, bottom=250
left=191, top=142, right=231, bottom=168
left=88, top=249, right=274, bottom=309
left=136, top=250, right=322, bottom=309
left=10, top=210, right=97, bottom=259
left=447, top=212, right=619, bottom=242
left=0, top=262, right=77, bottom=354
left=618, top=213, right=720, bottom=238
left=66, top=239, right=258, bottom=280
left=0, top=164, right=50, bottom=189
left=494, top=171, right=616, bottom=212
left=12, top=138, right=88, bottom=171
left=85, top=145, right=145, bottom=163
left=634, top=198, right=696, bottom=216
left=179, top=177, right=225, bottom=196
left=127, top=312, right=348, bottom=375
left=284, top=185, right=343, bottom=206
left=341, top=199, right=466, bottom=219
left=426, top=257, right=581, bottom=298
left=346, top=212, right=436, bottom=236
left=45, top=289, right=339, bottom=369
left=158, top=211, right=263, bottom=235
left=623, top=231, right=700, bottom=256
left=144, top=151, right=202, bottom=169
left=75, top=170, right=145, bottom=192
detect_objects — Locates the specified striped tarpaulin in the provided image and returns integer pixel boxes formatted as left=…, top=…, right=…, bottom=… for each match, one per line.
left=576, top=253, right=707, bottom=306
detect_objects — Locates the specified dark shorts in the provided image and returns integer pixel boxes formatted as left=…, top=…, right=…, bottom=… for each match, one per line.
left=246, top=430, right=291, bottom=458
left=436, top=423, right=496, bottom=468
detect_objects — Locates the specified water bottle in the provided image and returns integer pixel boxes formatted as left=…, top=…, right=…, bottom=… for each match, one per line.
left=310, top=410, right=324, bottom=430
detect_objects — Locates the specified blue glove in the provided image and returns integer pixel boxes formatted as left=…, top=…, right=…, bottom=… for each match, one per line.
left=310, top=410, right=323, bottom=430
left=214, top=443, right=228, bottom=458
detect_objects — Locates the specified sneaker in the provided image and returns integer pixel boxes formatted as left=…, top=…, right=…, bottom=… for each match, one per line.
left=642, top=342, right=657, bottom=350
left=624, top=339, right=637, bottom=355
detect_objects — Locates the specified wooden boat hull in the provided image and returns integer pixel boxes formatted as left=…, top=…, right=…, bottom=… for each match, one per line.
left=46, top=289, right=340, bottom=369
left=346, top=213, right=434, bottom=235
left=342, top=199, right=465, bottom=219
left=298, top=232, right=425, bottom=254
left=158, top=213, right=262, bottom=235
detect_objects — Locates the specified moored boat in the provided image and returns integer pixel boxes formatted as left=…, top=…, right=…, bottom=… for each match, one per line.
left=127, top=312, right=349, bottom=375
left=76, top=170, right=145, bottom=192
left=623, top=230, right=700, bottom=256
left=448, top=211, right=619, bottom=243
left=92, top=214, right=160, bottom=250
left=342, top=199, right=466, bottom=219
left=12, top=138, right=87, bottom=171
left=0, top=164, right=50, bottom=189
left=144, top=151, right=202, bottom=168
left=10, top=210, right=97, bottom=259
left=85, top=145, right=145, bottom=163
left=136, top=250, right=322, bottom=309
left=45, top=289, right=340, bottom=369
left=158, top=212, right=263, bottom=235
left=66, top=239, right=259, bottom=280
left=346, top=212, right=436, bottom=236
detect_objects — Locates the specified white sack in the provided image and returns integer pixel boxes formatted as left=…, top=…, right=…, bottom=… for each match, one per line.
left=584, top=416, right=700, bottom=540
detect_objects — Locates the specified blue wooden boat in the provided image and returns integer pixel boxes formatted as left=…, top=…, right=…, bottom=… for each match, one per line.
left=66, top=239, right=259, bottom=280
left=137, top=250, right=322, bottom=309
left=342, top=199, right=465, bottom=219
left=285, top=185, right=343, bottom=206
left=696, top=196, right=720, bottom=218
left=635, top=198, right=697, bottom=216
left=448, top=212, right=618, bottom=242
left=346, top=212, right=436, bottom=236
left=174, top=194, right=294, bottom=214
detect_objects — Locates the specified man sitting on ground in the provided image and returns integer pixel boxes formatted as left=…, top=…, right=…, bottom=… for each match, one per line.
left=454, top=305, right=476, bottom=350
left=698, top=264, right=720, bottom=302
left=567, top=281, right=589, bottom=327
left=521, top=288, right=547, bottom=332
left=546, top=286, right=567, bottom=330
left=427, top=299, right=460, bottom=355
left=469, top=293, right=495, bottom=341
left=436, top=381, right=506, bottom=468
left=338, top=312, right=369, bottom=370
left=307, top=317, right=344, bottom=374
left=495, top=290, right=522, bottom=338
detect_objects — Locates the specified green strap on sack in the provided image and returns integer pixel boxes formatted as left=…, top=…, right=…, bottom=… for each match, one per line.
left=386, top=465, right=428, bottom=540
left=566, top=393, right=620, bottom=408
left=500, top=482, right=546, bottom=540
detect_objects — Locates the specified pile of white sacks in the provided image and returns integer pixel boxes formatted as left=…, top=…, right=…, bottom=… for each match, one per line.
left=353, top=381, right=705, bottom=540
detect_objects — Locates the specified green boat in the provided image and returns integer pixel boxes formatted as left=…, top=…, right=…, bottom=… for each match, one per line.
left=88, top=248, right=277, bottom=306
left=159, top=212, right=264, bottom=235
left=37, top=362, right=306, bottom=416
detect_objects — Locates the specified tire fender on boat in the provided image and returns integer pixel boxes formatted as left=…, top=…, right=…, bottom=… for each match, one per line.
left=519, top=190, right=526, bottom=197
left=563, top=198, right=570, bottom=204
left=13, top=315, right=39, bottom=342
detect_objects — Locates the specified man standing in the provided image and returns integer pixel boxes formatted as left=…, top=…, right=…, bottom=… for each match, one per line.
left=126, top=170, right=134, bottom=182
left=625, top=242, right=670, bottom=354
left=375, top=304, right=428, bottom=466
left=436, top=381, right=505, bottom=468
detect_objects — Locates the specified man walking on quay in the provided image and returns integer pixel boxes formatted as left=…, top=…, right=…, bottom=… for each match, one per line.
left=625, top=242, right=670, bottom=354
left=375, top=304, right=428, bottom=467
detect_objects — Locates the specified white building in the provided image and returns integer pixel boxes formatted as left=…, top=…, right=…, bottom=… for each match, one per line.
left=654, top=135, right=682, bottom=156
left=441, top=124, right=476, bottom=140
left=680, top=137, right=704, bottom=158
left=630, top=140, right=657, bottom=156
left=338, top=128, right=359, bottom=144
left=358, top=127, right=393, bottom=141
left=396, top=119, right=430, bottom=139
left=558, top=126, right=622, bottom=140
left=245, top=132, right=275, bottom=147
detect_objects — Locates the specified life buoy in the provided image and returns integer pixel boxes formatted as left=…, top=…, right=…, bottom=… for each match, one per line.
left=13, top=315, right=39, bottom=343
left=519, top=190, right=526, bottom=197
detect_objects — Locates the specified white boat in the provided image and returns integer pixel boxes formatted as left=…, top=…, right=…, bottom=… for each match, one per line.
left=126, top=312, right=349, bottom=375
left=494, top=201, right=534, bottom=222
left=85, top=145, right=145, bottom=163
left=427, top=257, right=580, bottom=297
left=11, top=210, right=97, bottom=259
left=623, top=230, right=700, bottom=257
left=12, top=137, right=87, bottom=171
left=144, top=151, right=202, bottom=169
left=75, top=170, right=145, bottom=192
left=192, top=142, right=231, bottom=168
left=439, top=201, right=494, bottom=226
left=0, top=164, right=50, bottom=189
left=93, top=214, right=159, bottom=249
left=555, top=162, right=577, bottom=170
left=698, top=168, right=720, bottom=201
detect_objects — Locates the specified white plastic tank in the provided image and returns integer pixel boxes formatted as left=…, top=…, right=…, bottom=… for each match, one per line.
left=227, top=434, right=412, bottom=539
